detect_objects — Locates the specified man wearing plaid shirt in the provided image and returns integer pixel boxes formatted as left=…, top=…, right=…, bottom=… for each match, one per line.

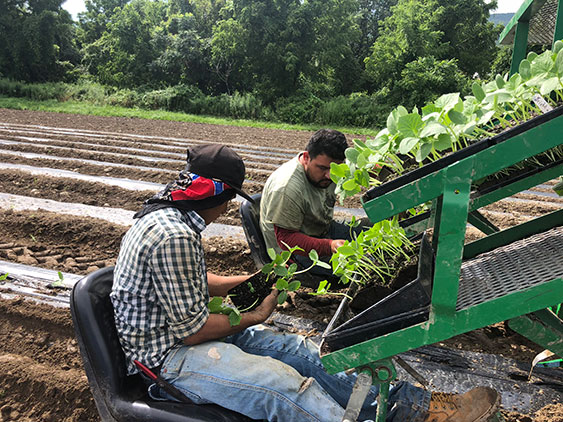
left=110, top=144, right=499, bottom=422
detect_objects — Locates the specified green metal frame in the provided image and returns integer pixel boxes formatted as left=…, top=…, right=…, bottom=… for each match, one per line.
left=320, top=112, right=563, bottom=422
left=499, top=0, right=563, bottom=76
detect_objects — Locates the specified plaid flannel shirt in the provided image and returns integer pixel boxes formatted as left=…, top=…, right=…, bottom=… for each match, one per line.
left=110, top=207, right=209, bottom=375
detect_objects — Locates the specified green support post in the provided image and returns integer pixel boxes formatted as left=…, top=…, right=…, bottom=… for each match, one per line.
left=554, top=0, right=563, bottom=48
left=510, top=20, right=530, bottom=76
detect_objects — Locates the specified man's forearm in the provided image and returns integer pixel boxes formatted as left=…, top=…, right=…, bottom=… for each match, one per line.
left=274, top=225, right=332, bottom=256
left=207, top=273, right=249, bottom=296
left=183, top=311, right=262, bottom=345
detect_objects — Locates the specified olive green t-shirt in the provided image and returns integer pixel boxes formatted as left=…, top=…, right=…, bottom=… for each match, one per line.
left=260, top=155, right=336, bottom=253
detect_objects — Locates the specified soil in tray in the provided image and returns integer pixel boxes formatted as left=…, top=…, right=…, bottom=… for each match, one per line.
left=228, top=271, right=275, bottom=312
left=348, top=260, right=419, bottom=314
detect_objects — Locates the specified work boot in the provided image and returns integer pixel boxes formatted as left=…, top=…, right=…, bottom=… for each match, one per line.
left=425, top=387, right=500, bottom=422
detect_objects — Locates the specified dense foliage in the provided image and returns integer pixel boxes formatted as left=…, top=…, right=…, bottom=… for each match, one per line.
left=0, top=0, right=505, bottom=127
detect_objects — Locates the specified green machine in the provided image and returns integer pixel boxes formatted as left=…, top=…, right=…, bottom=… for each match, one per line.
left=319, top=3, right=563, bottom=421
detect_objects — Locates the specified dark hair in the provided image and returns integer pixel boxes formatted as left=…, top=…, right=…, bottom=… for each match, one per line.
left=305, top=129, right=348, bottom=161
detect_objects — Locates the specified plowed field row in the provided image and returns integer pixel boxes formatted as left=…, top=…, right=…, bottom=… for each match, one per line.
left=0, top=109, right=561, bottom=422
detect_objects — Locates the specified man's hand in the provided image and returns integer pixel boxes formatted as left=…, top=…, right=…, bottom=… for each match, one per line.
left=250, top=290, right=278, bottom=323
left=330, top=239, right=346, bottom=253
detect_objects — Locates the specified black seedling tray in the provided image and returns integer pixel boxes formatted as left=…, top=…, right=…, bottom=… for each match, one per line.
left=321, top=233, right=435, bottom=352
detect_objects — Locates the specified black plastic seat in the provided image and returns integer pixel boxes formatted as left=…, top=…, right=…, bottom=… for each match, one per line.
left=239, top=193, right=270, bottom=269
left=70, top=266, right=253, bottom=422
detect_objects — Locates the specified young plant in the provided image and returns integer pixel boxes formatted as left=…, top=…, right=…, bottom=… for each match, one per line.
left=329, top=218, right=413, bottom=287
left=0, top=273, right=9, bottom=282
left=262, top=245, right=331, bottom=305
left=208, top=296, right=242, bottom=327
left=49, top=271, right=65, bottom=288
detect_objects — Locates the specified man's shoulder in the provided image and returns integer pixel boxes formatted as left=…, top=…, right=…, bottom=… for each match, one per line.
left=264, top=156, right=306, bottom=193
left=133, top=208, right=202, bottom=242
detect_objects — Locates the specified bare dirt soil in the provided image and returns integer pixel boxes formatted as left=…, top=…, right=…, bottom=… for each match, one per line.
left=0, top=109, right=561, bottom=422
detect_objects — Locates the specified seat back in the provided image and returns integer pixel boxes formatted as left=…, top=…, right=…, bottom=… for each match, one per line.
left=239, top=193, right=270, bottom=268
left=71, top=267, right=254, bottom=422
left=70, top=267, right=132, bottom=420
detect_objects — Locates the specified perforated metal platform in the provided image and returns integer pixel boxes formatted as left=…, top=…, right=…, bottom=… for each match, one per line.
left=457, top=226, right=563, bottom=311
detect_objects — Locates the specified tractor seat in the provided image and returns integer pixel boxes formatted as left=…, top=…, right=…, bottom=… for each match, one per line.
left=70, top=267, right=253, bottom=422
left=239, top=193, right=270, bottom=269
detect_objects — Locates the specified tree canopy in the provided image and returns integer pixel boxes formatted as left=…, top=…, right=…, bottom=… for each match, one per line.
left=1, top=0, right=505, bottom=125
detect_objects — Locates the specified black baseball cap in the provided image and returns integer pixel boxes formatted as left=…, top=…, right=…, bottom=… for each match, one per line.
left=186, top=144, right=254, bottom=203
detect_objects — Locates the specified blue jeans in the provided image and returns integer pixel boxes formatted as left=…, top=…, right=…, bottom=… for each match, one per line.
left=152, top=326, right=430, bottom=421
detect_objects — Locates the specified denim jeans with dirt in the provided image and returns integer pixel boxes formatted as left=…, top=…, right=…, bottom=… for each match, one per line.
left=150, top=325, right=430, bottom=422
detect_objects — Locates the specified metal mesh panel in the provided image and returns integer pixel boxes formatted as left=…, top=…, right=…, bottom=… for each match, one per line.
left=529, top=0, right=559, bottom=45
left=457, top=226, right=563, bottom=311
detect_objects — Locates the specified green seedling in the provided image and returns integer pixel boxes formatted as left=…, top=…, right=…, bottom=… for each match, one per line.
left=30, top=234, right=37, bottom=242
left=208, top=296, right=242, bottom=327
left=310, top=280, right=351, bottom=299
left=329, top=218, right=413, bottom=288
left=0, top=273, right=9, bottom=282
left=50, top=271, right=65, bottom=288
left=262, top=244, right=331, bottom=305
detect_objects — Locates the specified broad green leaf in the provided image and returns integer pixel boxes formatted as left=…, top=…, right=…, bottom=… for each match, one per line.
left=519, top=59, right=531, bottom=80
left=288, top=263, right=297, bottom=274
left=540, top=77, right=561, bottom=95
left=267, top=248, right=276, bottom=260
left=397, top=113, right=424, bottom=137
left=309, top=249, right=319, bottom=261
left=356, top=152, right=368, bottom=169
left=495, top=74, right=505, bottom=89
left=276, top=279, right=289, bottom=290
left=396, top=106, right=408, bottom=116
left=273, top=265, right=289, bottom=277
left=330, top=162, right=347, bottom=179
left=419, top=122, right=446, bottom=138
left=422, top=103, right=440, bottom=116
left=399, top=136, right=419, bottom=155
left=315, top=260, right=331, bottom=269
left=277, top=290, right=288, bottom=305
left=353, top=139, right=367, bottom=149
left=342, top=179, right=359, bottom=190
left=287, top=280, right=301, bottom=291
left=484, top=90, right=512, bottom=104
left=472, top=82, right=486, bottom=102
left=228, top=311, right=242, bottom=327
left=208, top=296, right=224, bottom=313
left=463, top=123, right=476, bottom=135
left=532, top=52, right=554, bottom=76
left=386, top=112, right=398, bottom=134
left=554, top=40, right=563, bottom=54
left=448, top=110, right=466, bottom=125
left=527, top=51, right=538, bottom=61
left=414, top=142, right=433, bottom=163
left=555, top=49, right=563, bottom=76
left=345, top=148, right=360, bottom=163
left=336, top=245, right=356, bottom=256
left=435, top=93, right=460, bottom=112
left=434, top=133, right=453, bottom=151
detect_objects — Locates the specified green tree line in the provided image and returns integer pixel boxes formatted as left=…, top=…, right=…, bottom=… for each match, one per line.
left=0, top=0, right=508, bottom=127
